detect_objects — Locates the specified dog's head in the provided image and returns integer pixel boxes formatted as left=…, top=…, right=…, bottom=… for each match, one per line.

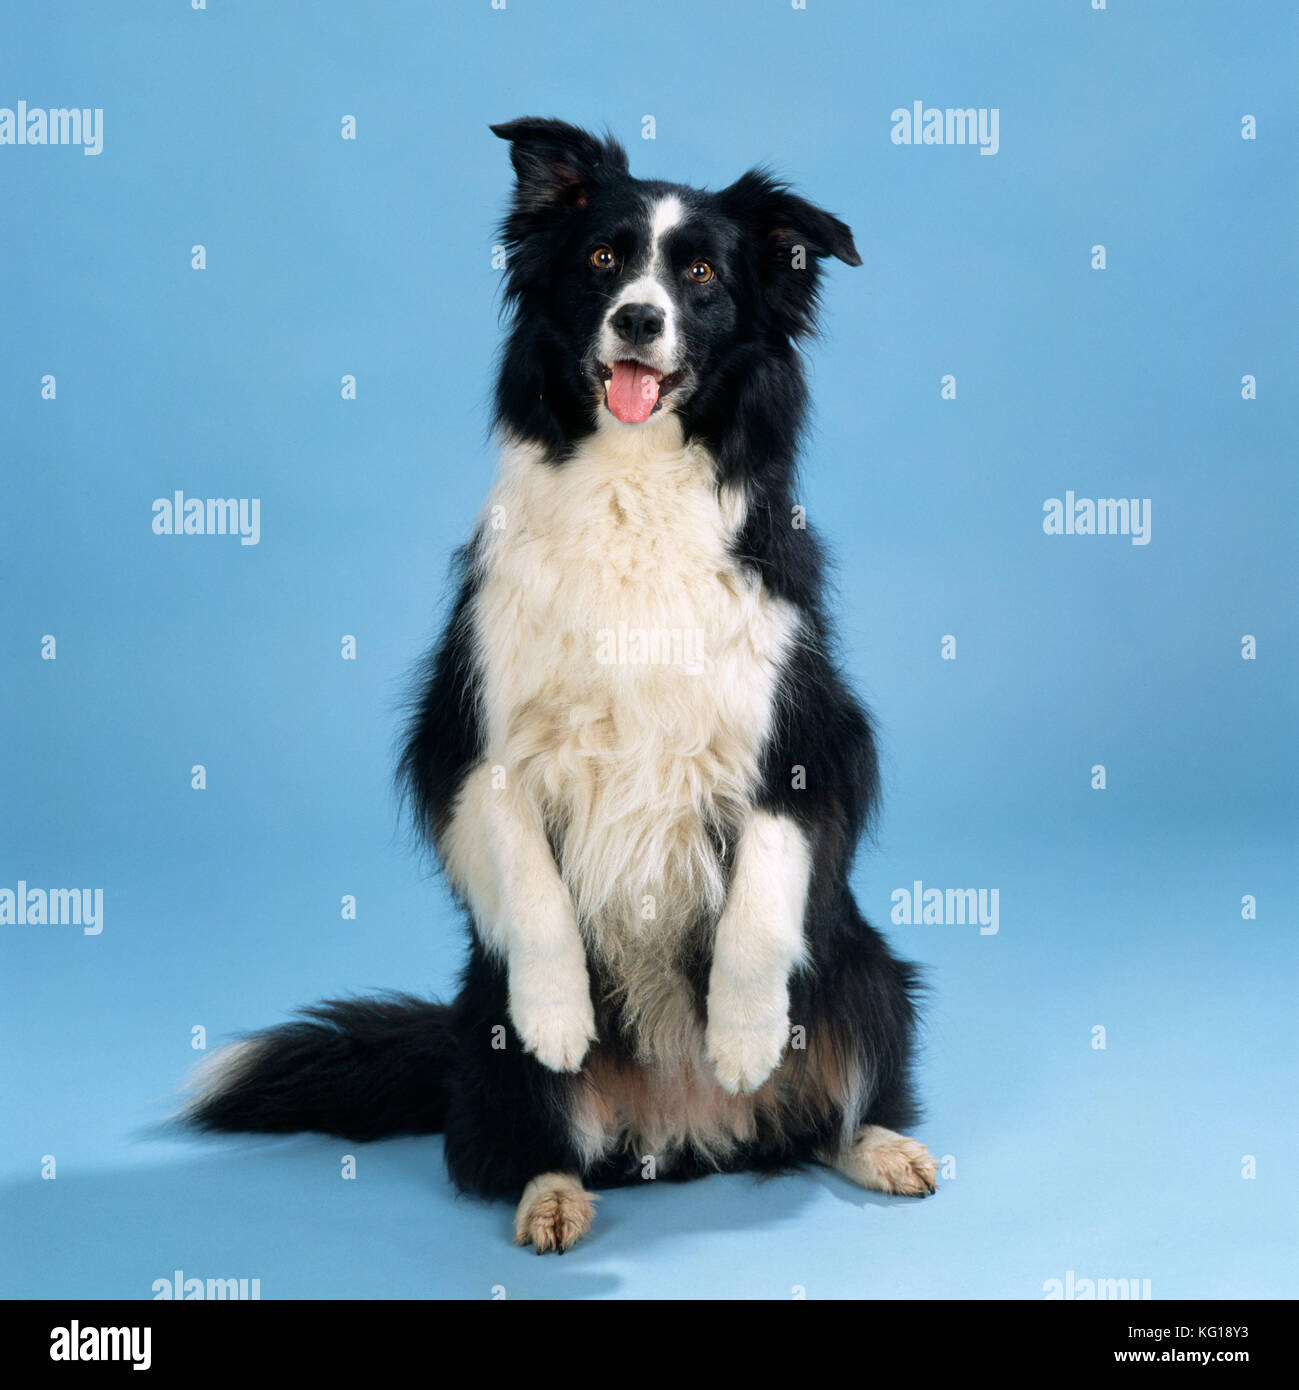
left=490, top=117, right=860, bottom=445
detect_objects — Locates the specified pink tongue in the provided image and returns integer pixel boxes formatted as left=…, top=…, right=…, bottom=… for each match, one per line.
left=607, top=360, right=659, bottom=423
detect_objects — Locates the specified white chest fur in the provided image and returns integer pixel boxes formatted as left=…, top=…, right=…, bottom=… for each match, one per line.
left=470, top=426, right=799, bottom=964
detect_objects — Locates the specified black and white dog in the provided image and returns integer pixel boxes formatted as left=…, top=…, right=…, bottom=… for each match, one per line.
left=188, top=118, right=934, bottom=1253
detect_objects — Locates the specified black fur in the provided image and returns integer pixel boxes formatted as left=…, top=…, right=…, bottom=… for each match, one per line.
left=191, top=995, right=455, bottom=1141
left=188, top=118, right=927, bottom=1227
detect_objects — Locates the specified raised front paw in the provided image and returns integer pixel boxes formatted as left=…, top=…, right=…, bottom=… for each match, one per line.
left=511, top=988, right=597, bottom=1073
left=705, top=1008, right=789, bottom=1095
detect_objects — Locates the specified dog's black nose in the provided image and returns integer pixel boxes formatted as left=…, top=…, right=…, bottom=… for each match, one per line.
left=612, top=303, right=664, bottom=348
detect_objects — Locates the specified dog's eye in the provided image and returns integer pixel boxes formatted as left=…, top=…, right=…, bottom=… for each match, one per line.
left=689, top=260, right=714, bottom=284
left=590, top=246, right=616, bottom=271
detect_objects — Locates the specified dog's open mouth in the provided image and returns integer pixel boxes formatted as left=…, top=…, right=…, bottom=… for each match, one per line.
left=599, top=360, right=684, bottom=424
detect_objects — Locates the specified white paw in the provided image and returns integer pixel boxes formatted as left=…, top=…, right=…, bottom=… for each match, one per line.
left=705, top=1008, right=788, bottom=1095
left=512, top=987, right=597, bottom=1072
left=514, top=1173, right=598, bottom=1253
left=828, top=1126, right=938, bottom=1197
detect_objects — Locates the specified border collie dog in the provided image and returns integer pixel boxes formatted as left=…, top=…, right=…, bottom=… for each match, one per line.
left=188, top=118, right=934, bottom=1253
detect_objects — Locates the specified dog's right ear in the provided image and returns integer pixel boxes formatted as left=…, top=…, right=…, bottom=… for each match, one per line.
left=490, top=117, right=628, bottom=214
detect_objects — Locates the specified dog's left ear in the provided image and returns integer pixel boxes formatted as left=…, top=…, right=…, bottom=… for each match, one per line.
left=718, top=168, right=861, bottom=336
left=491, top=117, right=628, bottom=214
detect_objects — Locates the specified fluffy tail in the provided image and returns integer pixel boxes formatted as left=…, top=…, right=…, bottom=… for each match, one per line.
left=182, top=993, right=455, bottom=1142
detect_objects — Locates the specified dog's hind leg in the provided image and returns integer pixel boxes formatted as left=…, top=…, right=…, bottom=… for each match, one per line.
left=513, top=1172, right=599, bottom=1254
left=442, top=943, right=605, bottom=1254
left=818, top=1124, right=937, bottom=1197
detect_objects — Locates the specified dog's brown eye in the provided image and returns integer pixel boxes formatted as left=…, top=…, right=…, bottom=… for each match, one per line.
left=590, top=246, right=616, bottom=271
left=689, top=260, right=714, bottom=283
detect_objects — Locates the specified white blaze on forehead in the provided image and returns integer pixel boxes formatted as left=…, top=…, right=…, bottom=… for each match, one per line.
left=649, top=194, right=684, bottom=263
left=598, top=195, right=687, bottom=371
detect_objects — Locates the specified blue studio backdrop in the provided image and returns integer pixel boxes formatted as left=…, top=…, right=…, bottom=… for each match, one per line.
left=2, top=1, right=1296, bottom=1299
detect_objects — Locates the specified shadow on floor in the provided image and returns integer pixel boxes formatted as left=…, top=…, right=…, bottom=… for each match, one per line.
left=3, top=1132, right=915, bottom=1299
